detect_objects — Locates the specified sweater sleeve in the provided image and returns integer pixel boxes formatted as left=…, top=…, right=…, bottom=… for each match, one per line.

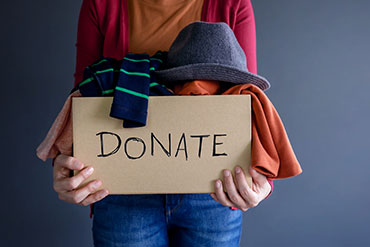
left=74, top=0, right=104, bottom=87
left=233, top=0, right=257, bottom=74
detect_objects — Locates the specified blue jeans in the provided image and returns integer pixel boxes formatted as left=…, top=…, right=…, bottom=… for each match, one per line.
left=92, top=194, right=242, bottom=247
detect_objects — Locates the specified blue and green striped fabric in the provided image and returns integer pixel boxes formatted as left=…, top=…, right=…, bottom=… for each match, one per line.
left=77, top=51, right=173, bottom=128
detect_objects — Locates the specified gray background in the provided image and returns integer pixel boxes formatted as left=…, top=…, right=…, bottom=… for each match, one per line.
left=1, top=0, right=369, bottom=246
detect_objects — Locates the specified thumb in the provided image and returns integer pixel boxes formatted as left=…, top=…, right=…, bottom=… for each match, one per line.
left=249, top=166, right=268, bottom=187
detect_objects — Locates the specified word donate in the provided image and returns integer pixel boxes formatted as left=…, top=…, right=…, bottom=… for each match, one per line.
left=96, top=131, right=228, bottom=161
left=73, top=95, right=252, bottom=194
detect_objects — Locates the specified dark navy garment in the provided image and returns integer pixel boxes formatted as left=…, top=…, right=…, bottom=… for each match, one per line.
left=76, top=52, right=173, bottom=128
left=78, top=57, right=118, bottom=97
left=111, top=52, right=172, bottom=128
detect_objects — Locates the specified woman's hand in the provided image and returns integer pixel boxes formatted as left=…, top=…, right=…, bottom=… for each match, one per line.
left=210, top=166, right=271, bottom=211
left=53, top=154, right=109, bottom=206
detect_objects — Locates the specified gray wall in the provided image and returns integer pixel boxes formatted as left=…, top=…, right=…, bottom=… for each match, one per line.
left=1, top=0, right=369, bottom=246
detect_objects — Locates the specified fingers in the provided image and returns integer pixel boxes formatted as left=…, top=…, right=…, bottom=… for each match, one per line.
left=54, top=154, right=84, bottom=169
left=213, top=179, right=237, bottom=208
left=53, top=154, right=109, bottom=206
left=248, top=166, right=270, bottom=194
left=73, top=180, right=103, bottom=204
left=58, top=180, right=108, bottom=205
left=213, top=167, right=265, bottom=211
left=53, top=154, right=85, bottom=181
left=54, top=166, right=95, bottom=192
left=222, top=169, right=250, bottom=211
left=235, top=166, right=259, bottom=208
left=79, top=189, right=110, bottom=206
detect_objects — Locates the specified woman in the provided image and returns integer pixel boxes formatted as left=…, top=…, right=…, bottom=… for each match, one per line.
left=53, top=0, right=272, bottom=246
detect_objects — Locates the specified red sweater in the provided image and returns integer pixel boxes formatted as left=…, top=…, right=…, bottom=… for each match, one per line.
left=75, top=0, right=258, bottom=85
left=74, top=0, right=273, bottom=195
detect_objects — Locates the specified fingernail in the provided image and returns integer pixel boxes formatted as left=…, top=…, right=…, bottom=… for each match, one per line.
left=93, top=180, right=102, bottom=188
left=235, top=167, right=241, bottom=174
left=86, top=167, right=94, bottom=175
left=224, top=170, right=230, bottom=177
left=216, top=180, right=221, bottom=188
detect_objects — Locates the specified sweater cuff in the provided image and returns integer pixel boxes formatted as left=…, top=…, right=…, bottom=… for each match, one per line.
left=265, top=179, right=274, bottom=199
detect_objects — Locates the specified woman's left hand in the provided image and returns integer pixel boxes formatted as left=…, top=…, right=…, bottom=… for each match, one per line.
left=210, top=166, right=271, bottom=212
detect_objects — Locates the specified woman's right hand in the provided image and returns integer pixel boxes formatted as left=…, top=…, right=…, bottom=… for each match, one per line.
left=53, top=154, right=109, bottom=206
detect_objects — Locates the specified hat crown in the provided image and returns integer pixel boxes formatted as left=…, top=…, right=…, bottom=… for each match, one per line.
left=166, top=22, right=249, bottom=71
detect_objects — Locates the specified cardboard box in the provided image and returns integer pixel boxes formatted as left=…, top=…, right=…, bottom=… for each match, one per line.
left=72, top=95, right=251, bottom=194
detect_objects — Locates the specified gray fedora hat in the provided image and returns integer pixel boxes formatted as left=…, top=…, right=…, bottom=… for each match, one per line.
left=155, top=21, right=270, bottom=90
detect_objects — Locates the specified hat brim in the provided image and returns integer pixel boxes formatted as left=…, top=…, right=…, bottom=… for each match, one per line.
left=155, top=63, right=270, bottom=90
